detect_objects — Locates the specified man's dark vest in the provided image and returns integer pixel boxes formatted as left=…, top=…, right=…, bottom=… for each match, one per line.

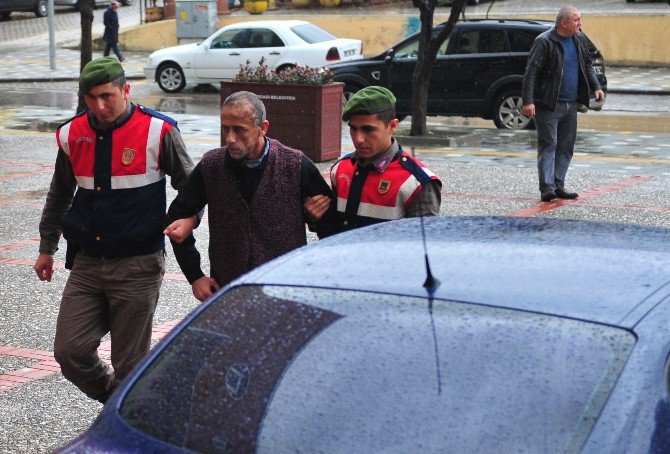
left=200, top=139, right=306, bottom=286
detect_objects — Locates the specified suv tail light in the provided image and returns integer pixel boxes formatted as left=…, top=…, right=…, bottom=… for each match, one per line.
left=326, top=47, right=341, bottom=61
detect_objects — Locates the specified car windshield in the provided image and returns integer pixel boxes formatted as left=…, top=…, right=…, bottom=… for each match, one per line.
left=119, top=285, right=635, bottom=453
left=290, top=23, right=336, bottom=44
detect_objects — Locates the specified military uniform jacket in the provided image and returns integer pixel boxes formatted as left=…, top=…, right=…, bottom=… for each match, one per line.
left=331, top=143, right=441, bottom=231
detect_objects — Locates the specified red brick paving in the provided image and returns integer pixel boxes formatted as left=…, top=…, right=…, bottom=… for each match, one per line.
left=507, top=175, right=654, bottom=217
left=0, top=320, right=181, bottom=394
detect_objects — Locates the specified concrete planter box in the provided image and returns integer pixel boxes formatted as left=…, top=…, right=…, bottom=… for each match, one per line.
left=220, top=81, right=343, bottom=163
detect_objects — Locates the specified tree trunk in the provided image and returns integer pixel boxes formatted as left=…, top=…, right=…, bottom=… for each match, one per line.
left=409, top=0, right=467, bottom=136
left=76, top=0, right=95, bottom=114
left=409, top=2, right=435, bottom=137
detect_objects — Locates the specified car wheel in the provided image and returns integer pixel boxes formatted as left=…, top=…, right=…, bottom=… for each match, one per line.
left=493, top=91, right=534, bottom=130
left=468, top=0, right=480, bottom=4
left=121, top=0, right=134, bottom=6
left=157, top=63, right=186, bottom=93
left=0, top=12, right=11, bottom=20
left=35, top=0, right=48, bottom=17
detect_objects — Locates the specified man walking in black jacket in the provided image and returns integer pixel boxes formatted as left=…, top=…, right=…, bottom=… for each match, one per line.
left=521, top=6, right=604, bottom=202
left=103, top=1, right=124, bottom=61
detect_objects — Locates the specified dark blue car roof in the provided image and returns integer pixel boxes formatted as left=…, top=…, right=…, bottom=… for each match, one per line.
left=238, top=216, right=670, bottom=329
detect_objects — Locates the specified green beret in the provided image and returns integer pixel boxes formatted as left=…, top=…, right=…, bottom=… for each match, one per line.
left=79, top=57, right=125, bottom=95
left=342, top=86, right=396, bottom=120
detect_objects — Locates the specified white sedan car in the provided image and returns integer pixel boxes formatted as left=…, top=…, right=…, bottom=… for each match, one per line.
left=144, top=20, right=362, bottom=93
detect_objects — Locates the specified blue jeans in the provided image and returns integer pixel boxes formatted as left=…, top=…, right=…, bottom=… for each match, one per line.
left=103, top=41, right=123, bottom=60
left=535, top=101, right=577, bottom=192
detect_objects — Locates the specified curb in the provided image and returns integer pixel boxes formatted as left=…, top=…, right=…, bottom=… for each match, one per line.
left=607, top=88, right=670, bottom=96
left=397, top=129, right=486, bottom=148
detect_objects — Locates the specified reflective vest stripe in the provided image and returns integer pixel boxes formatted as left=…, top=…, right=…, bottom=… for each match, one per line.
left=336, top=197, right=404, bottom=220
left=58, top=121, right=72, bottom=156
left=77, top=176, right=95, bottom=190
left=397, top=173, right=422, bottom=208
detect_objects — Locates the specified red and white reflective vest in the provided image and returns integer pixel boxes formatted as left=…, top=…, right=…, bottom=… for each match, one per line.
left=330, top=148, right=440, bottom=231
left=57, top=104, right=174, bottom=258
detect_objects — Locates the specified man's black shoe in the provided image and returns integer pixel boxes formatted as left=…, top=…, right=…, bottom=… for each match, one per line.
left=555, top=187, right=578, bottom=199
left=541, top=189, right=557, bottom=202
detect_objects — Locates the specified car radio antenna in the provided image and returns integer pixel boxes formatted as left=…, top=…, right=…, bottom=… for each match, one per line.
left=420, top=213, right=442, bottom=395
left=411, top=146, right=442, bottom=394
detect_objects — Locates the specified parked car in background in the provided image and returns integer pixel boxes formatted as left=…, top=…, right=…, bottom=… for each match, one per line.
left=327, top=19, right=607, bottom=130
left=144, top=20, right=363, bottom=93
left=55, top=0, right=133, bottom=8
left=59, top=216, right=670, bottom=453
left=442, top=0, right=499, bottom=4
left=0, top=0, right=132, bottom=19
left=0, top=0, right=48, bottom=18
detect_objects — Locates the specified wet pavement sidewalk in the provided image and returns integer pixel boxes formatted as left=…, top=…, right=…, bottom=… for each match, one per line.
left=0, top=44, right=669, bottom=94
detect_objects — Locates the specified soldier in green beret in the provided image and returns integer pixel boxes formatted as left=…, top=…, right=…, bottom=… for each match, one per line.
left=34, top=57, right=196, bottom=404
left=305, top=85, right=442, bottom=232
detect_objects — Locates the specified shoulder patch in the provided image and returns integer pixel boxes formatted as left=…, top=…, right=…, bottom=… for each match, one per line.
left=137, top=104, right=178, bottom=127
left=399, top=153, right=433, bottom=185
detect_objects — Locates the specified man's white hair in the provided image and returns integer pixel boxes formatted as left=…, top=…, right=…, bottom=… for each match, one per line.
left=556, top=6, right=578, bottom=27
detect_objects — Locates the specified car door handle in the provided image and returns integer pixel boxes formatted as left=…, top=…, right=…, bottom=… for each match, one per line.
left=269, top=52, right=280, bottom=55
left=229, top=52, right=240, bottom=56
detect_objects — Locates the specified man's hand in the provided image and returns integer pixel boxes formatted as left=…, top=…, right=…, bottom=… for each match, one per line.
left=521, top=103, right=535, bottom=119
left=594, top=90, right=605, bottom=102
left=34, top=253, right=54, bottom=282
left=163, top=216, right=197, bottom=244
left=303, top=194, right=331, bottom=222
left=191, top=276, right=221, bottom=302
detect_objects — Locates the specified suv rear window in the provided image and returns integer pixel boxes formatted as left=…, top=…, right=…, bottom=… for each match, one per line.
left=454, top=29, right=508, bottom=54
left=119, top=285, right=634, bottom=453
left=508, top=29, right=541, bottom=52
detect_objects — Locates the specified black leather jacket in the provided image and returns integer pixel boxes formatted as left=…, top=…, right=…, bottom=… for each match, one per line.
left=522, top=28, right=602, bottom=111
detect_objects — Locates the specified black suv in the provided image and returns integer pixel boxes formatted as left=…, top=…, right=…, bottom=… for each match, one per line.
left=327, top=19, right=607, bottom=130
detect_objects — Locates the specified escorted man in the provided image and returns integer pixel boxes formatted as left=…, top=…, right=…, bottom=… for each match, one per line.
left=521, top=6, right=605, bottom=202
left=164, top=91, right=337, bottom=302
left=34, top=57, right=195, bottom=403
left=306, top=86, right=441, bottom=231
